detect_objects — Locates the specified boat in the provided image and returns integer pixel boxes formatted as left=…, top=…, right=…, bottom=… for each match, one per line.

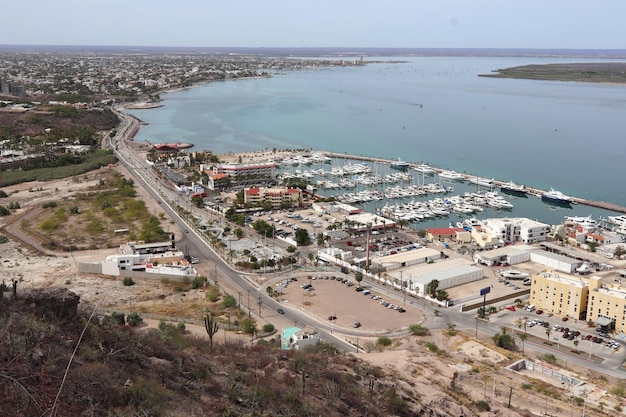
left=541, top=188, right=572, bottom=206
left=468, top=176, right=494, bottom=187
left=499, top=270, right=530, bottom=280
left=607, top=215, right=626, bottom=228
left=500, top=181, right=528, bottom=196
left=564, top=215, right=598, bottom=228
left=438, top=170, right=465, bottom=181
left=414, top=164, right=435, bottom=174
left=390, top=158, right=410, bottom=171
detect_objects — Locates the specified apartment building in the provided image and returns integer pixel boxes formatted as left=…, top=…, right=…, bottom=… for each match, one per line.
left=528, top=270, right=592, bottom=320
left=244, top=187, right=302, bottom=209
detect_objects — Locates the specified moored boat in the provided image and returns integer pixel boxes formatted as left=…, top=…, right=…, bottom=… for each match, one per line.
left=500, top=181, right=528, bottom=196
left=541, top=188, right=572, bottom=206
left=390, top=158, right=410, bottom=171
left=414, top=164, right=435, bottom=174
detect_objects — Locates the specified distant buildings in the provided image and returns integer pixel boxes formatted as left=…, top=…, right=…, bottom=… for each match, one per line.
left=0, top=80, right=26, bottom=96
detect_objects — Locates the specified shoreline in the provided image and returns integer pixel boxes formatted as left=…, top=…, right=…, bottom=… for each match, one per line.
left=114, top=77, right=626, bottom=217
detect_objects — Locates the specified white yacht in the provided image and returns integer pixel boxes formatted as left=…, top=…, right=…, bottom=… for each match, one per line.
left=499, top=270, right=530, bottom=280
left=438, top=170, right=465, bottom=181
left=500, top=181, right=528, bottom=195
left=541, top=188, right=572, bottom=205
left=608, top=215, right=626, bottom=228
left=469, top=176, right=494, bottom=187
left=414, top=164, right=435, bottom=174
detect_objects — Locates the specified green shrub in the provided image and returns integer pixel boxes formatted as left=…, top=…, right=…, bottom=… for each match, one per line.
left=123, top=277, right=135, bottom=286
left=474, top=400, right=491, bottom=411
left=425, top=342, right=439, bottom=353
left=377, top=336, right=392, bottom=347
left=262, top=323, right=275, bottom=333
left=127, top=312, right=143, bottom=327
left=408, top=323, right=429, bottom=336
left=542, top=353, right=557, bottom=364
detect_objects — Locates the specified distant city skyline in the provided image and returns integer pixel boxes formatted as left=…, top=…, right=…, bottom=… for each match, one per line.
left=2, top=1, right=626, bottom=49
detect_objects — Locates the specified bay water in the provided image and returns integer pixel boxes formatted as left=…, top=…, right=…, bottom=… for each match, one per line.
left=128, top=56, right=626, bottom=228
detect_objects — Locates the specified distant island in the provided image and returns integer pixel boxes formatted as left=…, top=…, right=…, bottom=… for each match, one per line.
left=479, top=62, right=626, bottom=84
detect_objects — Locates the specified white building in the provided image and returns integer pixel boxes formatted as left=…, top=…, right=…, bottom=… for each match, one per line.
left=482, top=218, right=551, bottom=244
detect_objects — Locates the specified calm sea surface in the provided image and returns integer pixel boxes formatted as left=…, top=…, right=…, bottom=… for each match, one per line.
left=128, top=56, right=626, bottom=228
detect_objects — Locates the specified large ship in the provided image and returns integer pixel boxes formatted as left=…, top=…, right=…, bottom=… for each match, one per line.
left=500, top=181, right=528, bottom=196
left=541, top=188, right=572, bottom=206
left=390, top=158, right=410, bottom=171
left=413, top=164, right=435, bottom=174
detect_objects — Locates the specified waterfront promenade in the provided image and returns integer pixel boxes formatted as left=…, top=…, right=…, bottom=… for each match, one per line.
left=324, top=151, right=626, bottom=215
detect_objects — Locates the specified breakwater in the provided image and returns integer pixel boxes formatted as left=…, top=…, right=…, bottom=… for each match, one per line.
left=324, top=151, right=626, bottom=215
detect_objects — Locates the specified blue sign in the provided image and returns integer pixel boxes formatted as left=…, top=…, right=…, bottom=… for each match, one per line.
left=480, top=287, right=491, bottom=296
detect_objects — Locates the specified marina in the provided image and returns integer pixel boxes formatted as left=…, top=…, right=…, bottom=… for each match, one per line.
left=319, top=151, right=626, bottom=215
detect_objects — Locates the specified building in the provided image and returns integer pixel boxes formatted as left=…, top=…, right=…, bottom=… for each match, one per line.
left=528, top=270, right=592, bottom=320
left=587, top=281, right=626, bottom=333
left=244, top=187, right=302, bottom=209
left=281, top=327, right=320, bottom=350
left=426, top=227, right=471, bottom=244
left=483, top=218, right=551, bottom=244
left=386, top=257, right=484, bottom=297
left=212, top=162, right=277, bottom=188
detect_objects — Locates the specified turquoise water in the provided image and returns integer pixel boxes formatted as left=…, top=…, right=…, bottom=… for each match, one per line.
left=128, top=56, right=626, bottom=225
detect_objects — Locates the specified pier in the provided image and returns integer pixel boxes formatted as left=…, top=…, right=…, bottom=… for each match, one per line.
left=323, top=151, right=626, bottom=215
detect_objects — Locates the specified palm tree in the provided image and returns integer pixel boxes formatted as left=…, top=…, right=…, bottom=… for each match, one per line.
left=545, top=327, right=552, bottom=343
left=573, top=339, right=579, bottom=352
left=518, top=333, right=527, bottom=356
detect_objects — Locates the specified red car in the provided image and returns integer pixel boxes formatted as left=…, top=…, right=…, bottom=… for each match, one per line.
left=561, top=317, right=569, bottom=322
left=505, top=306, right=516, bottom=311
left=536, top=310, right=543, bottom=314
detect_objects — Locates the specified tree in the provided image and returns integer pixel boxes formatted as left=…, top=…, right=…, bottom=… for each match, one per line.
left=295, top=228, right=310, bottom=246
left=204, top=312, right=219, bottom=348
left=545, top=327, right=552, bottom=343
left=518, top=332, right=527, bottom=355
left=425, top=279, right=439, bottom=298
left=492, top=331, right=515, bottom=350
left=355, top=271, right=363, bottom=288
left=573, top=339, right=580, bottom=352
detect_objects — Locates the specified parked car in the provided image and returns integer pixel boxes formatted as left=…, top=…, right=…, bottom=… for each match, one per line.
left=536, top=310, right=543, bottom=314
left=505, top=306, right=516, bottom=311
left=277, top=308, right=285, bottom=315
left=561, top=317, right=569, bottom=322
left=354, top=322, right=361, bottom=328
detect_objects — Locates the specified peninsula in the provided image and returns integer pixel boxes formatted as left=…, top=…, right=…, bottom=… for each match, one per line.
left=479, top=62, right=626, bottom=84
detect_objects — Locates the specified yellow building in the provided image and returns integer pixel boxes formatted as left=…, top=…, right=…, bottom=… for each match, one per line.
left=528, top=270, right=591, bottom=320
left=586, top=281, right=626, bottom=333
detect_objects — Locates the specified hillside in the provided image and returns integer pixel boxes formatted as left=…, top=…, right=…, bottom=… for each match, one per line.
left=0, top=289, right=481, bottom=417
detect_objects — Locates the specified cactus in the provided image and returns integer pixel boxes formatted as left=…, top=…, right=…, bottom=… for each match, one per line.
left=0, top=279, right=7, bottom=300
left=204, top=312, right=219, bottom=348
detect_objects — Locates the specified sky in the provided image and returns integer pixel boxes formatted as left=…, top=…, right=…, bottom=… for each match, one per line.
left=2, top=0, right=626, bottom=49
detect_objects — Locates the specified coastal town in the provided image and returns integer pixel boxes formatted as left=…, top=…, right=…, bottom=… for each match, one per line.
left=3, top=49, right=626, bottom=416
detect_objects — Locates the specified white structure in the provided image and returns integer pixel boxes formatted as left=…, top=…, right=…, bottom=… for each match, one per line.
left=387, top=258, right=484, bottom=296
left=371, top=248, right=441, bottom=271
left=529, top=251, right=580, bottom=274
left=482, top=218, right=551, bottom=244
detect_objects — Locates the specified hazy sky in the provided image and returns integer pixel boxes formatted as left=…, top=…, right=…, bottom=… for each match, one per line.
left=2, top=0, right=625, bottom=49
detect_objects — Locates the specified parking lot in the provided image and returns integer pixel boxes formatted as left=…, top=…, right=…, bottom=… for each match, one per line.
left=490, top=306, right=624, bottom=357
left=275, top=273, right=422, bottom=332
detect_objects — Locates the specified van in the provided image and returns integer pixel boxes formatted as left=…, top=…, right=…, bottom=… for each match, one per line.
left=526, top=305, right=535, bottom=312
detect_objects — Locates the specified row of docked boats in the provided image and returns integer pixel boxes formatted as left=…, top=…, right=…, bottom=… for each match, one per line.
left=375, top=191, right=514, bottom=222
left=336, top=183, right=454, bottom=203
left=277, top=155, right=576, bottom=209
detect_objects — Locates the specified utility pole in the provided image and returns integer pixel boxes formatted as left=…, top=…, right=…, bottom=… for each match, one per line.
left=258, top=295, right=262, bottom=317
left=508, top=387, right=513, bottom=408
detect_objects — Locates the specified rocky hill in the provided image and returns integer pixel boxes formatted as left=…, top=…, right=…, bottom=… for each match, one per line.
left=0, top=288, right=485, bottom=417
